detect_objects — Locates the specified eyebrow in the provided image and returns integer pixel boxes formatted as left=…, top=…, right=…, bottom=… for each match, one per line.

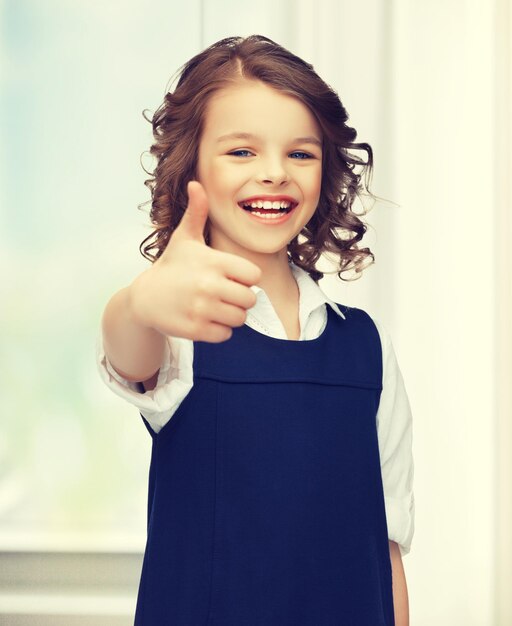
left=216, top=132, right=322, bottom=148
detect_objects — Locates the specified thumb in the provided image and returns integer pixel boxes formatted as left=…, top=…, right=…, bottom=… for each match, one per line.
left=174, top=180, right=210, bottom=242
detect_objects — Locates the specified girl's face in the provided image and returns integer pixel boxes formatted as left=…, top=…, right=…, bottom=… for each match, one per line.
left=197, top=79, right=322, bottom=262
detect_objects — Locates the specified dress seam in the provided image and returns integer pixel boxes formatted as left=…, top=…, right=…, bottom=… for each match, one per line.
left=205, top=381, right=220, bottom=625
left=196, top=374, right=382, bottom=390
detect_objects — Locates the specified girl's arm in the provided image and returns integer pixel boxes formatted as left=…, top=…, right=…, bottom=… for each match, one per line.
left=389, top=540, right=409, bottom=626
left=101, top=286, right=166, bottom=384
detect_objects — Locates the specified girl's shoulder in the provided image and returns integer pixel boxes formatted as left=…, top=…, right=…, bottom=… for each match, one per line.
left=330, top=302, right=393, bottom=352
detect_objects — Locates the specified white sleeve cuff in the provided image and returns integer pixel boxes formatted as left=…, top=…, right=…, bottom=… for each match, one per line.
left=96, top=333, right=194, bottom=434
left=385, top=493, right=415, bottom=557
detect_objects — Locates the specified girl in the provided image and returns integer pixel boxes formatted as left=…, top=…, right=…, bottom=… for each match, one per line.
left=98, top=35, right=414, bottom=626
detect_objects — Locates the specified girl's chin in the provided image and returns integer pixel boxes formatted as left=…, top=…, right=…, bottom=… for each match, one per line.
left=209, top=234, right=291, bottom=258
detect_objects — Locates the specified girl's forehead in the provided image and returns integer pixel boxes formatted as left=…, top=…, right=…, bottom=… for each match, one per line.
left=203, top=81, right=321, bottom=138
left=208, top=80, right=292, bottom=110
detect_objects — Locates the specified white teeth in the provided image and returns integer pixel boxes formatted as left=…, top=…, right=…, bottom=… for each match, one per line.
left=250, top=211, right=286, bottom=219
left=242, top=199, right=292, bottom=210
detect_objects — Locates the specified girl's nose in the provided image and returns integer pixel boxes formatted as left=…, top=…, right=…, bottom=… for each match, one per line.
left=258, top=159, right=290, bottom=185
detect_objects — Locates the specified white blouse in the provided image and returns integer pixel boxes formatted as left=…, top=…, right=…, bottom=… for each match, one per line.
left=97, top=262, right=415, bottom=557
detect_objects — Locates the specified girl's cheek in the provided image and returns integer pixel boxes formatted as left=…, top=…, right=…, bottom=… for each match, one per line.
left=210, top=160, right=232, bottom=178
left=221, top=169, right=247, bottom=186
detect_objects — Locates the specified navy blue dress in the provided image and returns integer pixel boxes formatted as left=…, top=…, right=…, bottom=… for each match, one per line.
left=134, top=304, right=394, bottom=625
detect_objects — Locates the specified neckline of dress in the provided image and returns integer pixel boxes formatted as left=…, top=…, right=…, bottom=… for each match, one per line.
left=242, top=302, right=333, bottom=345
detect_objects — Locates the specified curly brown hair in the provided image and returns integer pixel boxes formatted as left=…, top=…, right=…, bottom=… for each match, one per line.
left=139, top=35, right=376, bottom=282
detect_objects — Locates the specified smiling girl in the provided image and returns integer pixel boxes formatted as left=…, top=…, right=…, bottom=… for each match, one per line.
left=98, top=35, right=414, bottom=626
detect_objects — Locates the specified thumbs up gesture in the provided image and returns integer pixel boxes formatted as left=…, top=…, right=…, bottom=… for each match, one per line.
left=128, top=181, right=262, bottom=343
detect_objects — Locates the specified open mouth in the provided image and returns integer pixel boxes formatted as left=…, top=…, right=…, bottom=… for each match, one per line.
left=237, top=200, right=298, bottom=215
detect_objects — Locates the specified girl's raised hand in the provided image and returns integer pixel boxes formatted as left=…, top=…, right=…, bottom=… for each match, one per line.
left=128, top=180, right=262, bottom=343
